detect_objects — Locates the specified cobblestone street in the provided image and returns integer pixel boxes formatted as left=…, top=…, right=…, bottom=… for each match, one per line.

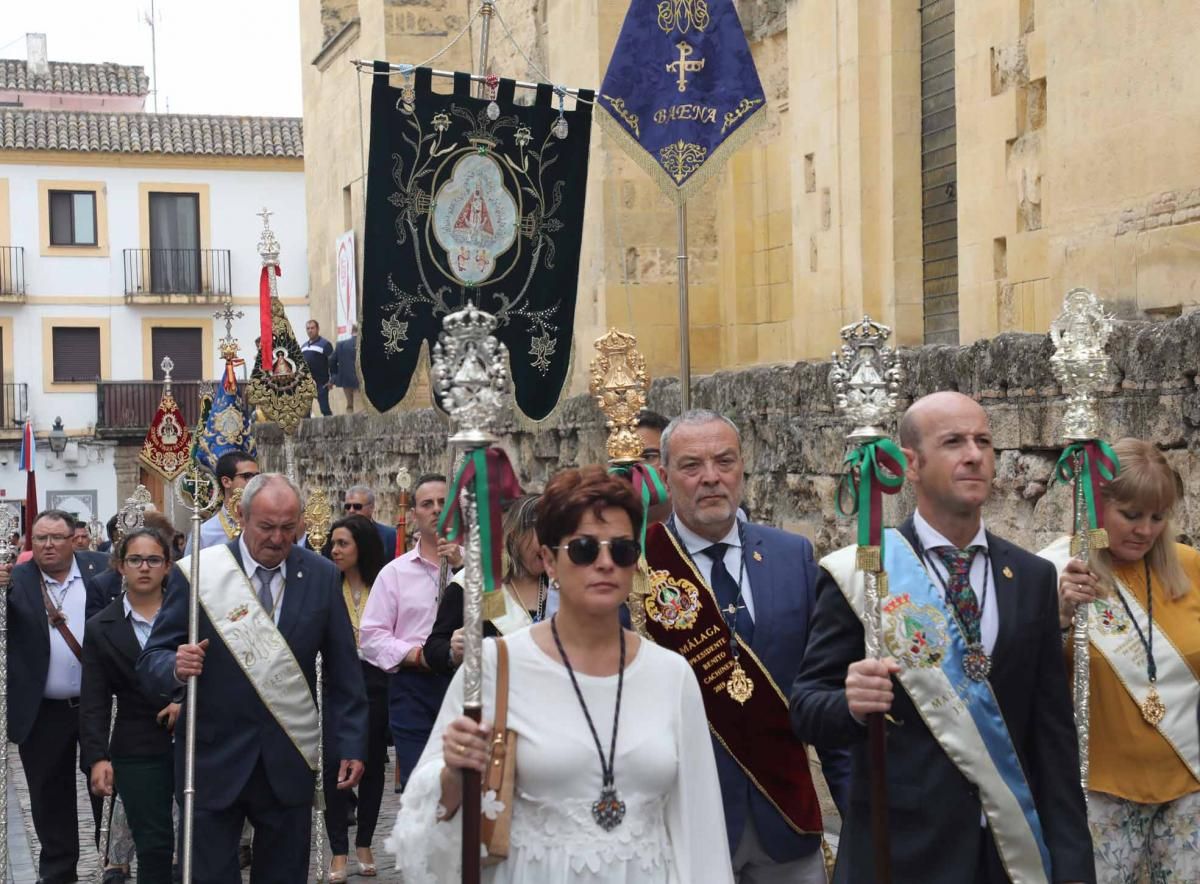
left=7, top=746, right=406, bottom=883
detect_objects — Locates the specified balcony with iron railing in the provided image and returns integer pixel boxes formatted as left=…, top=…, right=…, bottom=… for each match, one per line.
left=0, top=246, right=26, bottom=301
left=122, top=248, right=232, bottom=304
left=0, top=384, right=27, bottom=436
left=95, top=379, right=247, bottom=439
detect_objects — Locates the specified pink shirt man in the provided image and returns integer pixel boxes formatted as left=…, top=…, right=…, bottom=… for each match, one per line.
left=359, top=545, right=442, bottom=671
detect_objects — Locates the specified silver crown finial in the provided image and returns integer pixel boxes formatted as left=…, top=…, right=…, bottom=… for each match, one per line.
left=256, top=207, right=280, bottom=265
left=829, top=315, right=904, bottom=443
left=431, top=302, right=510, bottom=446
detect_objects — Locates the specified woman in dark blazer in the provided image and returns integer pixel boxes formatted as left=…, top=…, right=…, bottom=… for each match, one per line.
left=80, top=528, right=179, bottom=884
left=321, top=514, right=389, bottom=881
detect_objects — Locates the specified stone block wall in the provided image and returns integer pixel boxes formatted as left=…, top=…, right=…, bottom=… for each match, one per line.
left=258, top=313, right=1200, bottom=560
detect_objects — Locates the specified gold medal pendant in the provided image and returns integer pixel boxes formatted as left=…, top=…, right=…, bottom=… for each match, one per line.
left=727, top=660, right=754, bottom=705
left=1141, top=686, right=1166, bottom=726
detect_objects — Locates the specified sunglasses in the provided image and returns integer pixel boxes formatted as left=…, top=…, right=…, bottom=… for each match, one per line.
left=553, top=536, right=641, bottom=568
left=344, top=502, right=366, bottom=512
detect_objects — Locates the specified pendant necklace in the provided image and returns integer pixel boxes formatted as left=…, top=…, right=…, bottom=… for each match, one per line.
left=1117, top=560, right=1164, bottom=726
left=550, top=614, right=626, bottom=831
left=917, top=538, right=993, bottom=682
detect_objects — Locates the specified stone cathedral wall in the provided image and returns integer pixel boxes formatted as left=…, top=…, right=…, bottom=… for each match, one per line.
left=259, top=312, right=1200, bottom=559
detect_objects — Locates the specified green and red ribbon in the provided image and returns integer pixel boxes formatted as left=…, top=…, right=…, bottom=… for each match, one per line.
left=259, top=265, right=280, bottom=372
left=608, top=461, right=669, bottom=550
left=1053, top=440, right=1120, bottom=532
left=836, top=439, right=907, bottom=554
left=438, top=447, right=523, bottom=594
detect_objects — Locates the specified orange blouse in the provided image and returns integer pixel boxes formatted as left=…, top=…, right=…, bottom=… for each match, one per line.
left=1068, top=543, right=1200, bottom=803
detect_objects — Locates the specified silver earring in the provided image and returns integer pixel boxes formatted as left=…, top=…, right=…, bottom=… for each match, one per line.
left=548, top=578, right=560, bottom=593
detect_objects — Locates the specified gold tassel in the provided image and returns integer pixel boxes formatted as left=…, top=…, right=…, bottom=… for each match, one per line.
left=855, top=546, right=881, bottom=572
left=482, top=590, right=506, bottom=621
left=628, top=557, right=653, bottom=639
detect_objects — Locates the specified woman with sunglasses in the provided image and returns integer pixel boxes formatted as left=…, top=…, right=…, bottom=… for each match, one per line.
left=321, top=513, right=389, bottom=881
left=389, top=466, right=733, bottom=883
left=80, top=528, right=180, bottom=883
left=424, top=495, right=552, bottom=675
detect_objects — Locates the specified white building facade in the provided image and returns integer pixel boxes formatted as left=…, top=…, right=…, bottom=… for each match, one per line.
left=0, top=50, right=308, bottom=528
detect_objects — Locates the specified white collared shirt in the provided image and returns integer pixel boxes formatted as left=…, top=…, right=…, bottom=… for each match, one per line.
left=672, top=515, right=755, bottom=621
left=239, top=535, right=288, bottom=625
left=912, top=509, right=998, bottom=655
left=41, top=558, right=85, bottom=699
left=122, top=594, right=159, bottom=650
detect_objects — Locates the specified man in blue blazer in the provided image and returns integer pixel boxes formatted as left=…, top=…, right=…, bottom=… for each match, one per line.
left=4, top=509, right=108, bottom=884
left=658, top=411, right=849, bottom=884
left=138, top=474, right=368, bottom=883
left=343, top=485, right=398, bottom=562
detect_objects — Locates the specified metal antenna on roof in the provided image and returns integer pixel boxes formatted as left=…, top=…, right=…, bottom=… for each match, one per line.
left=142, top=0, right=160, bottom=113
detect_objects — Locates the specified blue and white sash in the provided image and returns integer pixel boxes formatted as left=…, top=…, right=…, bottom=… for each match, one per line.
left=823, top=531, right=1052, bottom=884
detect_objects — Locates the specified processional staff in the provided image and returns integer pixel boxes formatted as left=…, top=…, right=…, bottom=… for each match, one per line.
left=246, top=207, right=334, bottom=879
left=0, top=504, right=19, bottom=881
left=587, top=328, right=666, bottom=632
left=431, top=302, right=522, bottom=884
left=1048, top=287, right=1118, bottom=796
left=829, top=316, right=907, bottom=884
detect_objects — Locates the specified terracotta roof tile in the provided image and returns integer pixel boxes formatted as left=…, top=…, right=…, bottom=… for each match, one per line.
left=0, top=59, right=150, bottom=96
left=0, top=109, right=303, bottom=158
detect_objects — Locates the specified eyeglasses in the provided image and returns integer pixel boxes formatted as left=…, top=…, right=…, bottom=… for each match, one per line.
left=344, top=502, right=366, bottom=512
left=553, top=536, right=641, bottom=568
left=124, top=555, right=166, bottom=569
left=32, top=534, right=71, bottom=544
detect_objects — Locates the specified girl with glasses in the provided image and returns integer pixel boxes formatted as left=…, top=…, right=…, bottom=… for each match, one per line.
left=320, top=514, right=389, bottom=881
left=80, top=527, right=179, bottom=883
left=424, top=495, right=552, bottom=675
left=389, top=465, right=733, bottom=883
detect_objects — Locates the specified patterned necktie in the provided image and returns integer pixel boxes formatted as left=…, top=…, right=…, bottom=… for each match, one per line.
left=702, top=543, right=754, bottom=645
left=933, top=546, right=984, bottom=644
left=255, top=565, right=281, bottom=617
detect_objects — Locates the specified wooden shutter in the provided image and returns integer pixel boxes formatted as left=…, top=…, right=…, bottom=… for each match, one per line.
left=920, top=0, right=959, bottom=344
left=51, top=327, right=101, bottom=382
left=151, top=327, right=204, bottom=380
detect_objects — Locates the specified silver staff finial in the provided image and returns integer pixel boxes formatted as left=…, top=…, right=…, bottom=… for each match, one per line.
left=160, top=356, right=175, bottom=396
left=1050, top=287, right=1113, bottom=442
left=256, top=207, right=280, bottom=265
left=432, top=302, right=511, bottom=446
left=116, top=485, right=153, bottom=541
left=829, top=315, right=904, bottom=443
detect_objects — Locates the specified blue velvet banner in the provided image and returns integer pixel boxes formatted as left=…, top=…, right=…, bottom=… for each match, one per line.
left=598, top=0, right=767, bottom=203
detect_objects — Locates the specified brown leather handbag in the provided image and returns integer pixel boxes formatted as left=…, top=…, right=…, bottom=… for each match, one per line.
left=481, top=637, right=517, bottom=864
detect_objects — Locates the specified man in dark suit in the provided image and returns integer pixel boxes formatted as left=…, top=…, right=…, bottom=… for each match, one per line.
left=343, top=485, right=398, bottom=562
left=790, top=391, right=1094, bottom=883
left=138, top=473, right=368, bottom=883
left=656, top=410, right=849, bottom=884
left=3, top=509, right=109, bottom=884
left=329, top=326, right=359, bottom=412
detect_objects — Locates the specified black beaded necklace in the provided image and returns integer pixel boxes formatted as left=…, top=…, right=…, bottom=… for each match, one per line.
left=1115, top=559, right=1164, bottom=725
left=550, top=614, right=627, bottom=830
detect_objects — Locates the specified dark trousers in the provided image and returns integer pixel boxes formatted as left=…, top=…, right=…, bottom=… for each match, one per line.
left=17, top=697, right=103, bottom=883
left=388, top=669, right=451, bottom=790
left=113, top=753, right=174, bottom=884
left=324, top=662, right=389, bottom=855
left=189, top=758, right=311, bottom=884
left=314, top=385, right=332, bottom=416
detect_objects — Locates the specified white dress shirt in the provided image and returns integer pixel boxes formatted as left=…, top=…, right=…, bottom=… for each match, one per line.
left=239, top=535, right=287, bottom=625
left=672, top=516, right=755, bottom=622
left=912, top=509, right=998, bottom=655
left=41, top=559, right=85, bottom=699
left=122, top=594, right=159, bottom=650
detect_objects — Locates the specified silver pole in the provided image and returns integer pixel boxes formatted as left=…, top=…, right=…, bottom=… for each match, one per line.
left=97, top=698, right=119, bottom=878
left=677, top=204, right=691, bottom=411
left=1071, top=466, right=1092, bottom=800
left=476, top=0, right=495, bottom=100
left=350, top=60, right=589, bottom=99
left=314, top=654, right=326, bottom=883
left=181, top=475, right=205, bottom=883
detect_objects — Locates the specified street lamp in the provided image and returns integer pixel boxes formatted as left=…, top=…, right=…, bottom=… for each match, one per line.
left=48, top=417, right=67, bottom=456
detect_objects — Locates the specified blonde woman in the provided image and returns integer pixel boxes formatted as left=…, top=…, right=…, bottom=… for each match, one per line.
left=1040, top=438, right=1200, bottom=882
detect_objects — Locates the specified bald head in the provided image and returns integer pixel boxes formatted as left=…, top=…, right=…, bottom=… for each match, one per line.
left=899, top=391, right=987, bottom=454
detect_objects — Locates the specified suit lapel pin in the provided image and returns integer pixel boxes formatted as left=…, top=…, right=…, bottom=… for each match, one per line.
left=1002, top=566, right=1013, bottom=579
left=296, top=571, right=303, bottom=579
left=752, top=550, right=763, bottom=562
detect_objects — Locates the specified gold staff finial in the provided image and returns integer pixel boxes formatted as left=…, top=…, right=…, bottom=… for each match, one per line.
left=588, top=328, right=650, bottom=465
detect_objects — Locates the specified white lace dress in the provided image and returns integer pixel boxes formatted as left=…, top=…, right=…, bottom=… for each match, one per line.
left=387, top=628, right=734, bottom=883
